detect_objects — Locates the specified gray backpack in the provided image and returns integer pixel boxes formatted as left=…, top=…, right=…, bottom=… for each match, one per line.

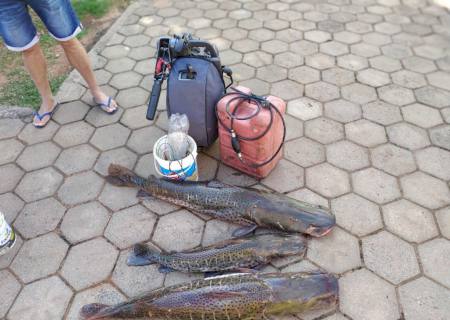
left=166, top=41, right=231, bottom=147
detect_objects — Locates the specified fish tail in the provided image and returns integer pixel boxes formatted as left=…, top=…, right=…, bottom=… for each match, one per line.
left=127, top=243, right=160, bottom=266
left=106, top=164, right=146, bottom=188
left=80, top=301, right=147, bottom=319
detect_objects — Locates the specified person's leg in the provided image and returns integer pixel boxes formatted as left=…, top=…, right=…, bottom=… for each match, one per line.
left=0, top=0, right=56, bottom=126
left=29, top=0, right=117, bottom=112
left=59, top=38, right=116, bottom=112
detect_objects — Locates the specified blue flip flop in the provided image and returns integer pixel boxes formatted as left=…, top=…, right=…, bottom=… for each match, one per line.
left=33, top=102, right=60, bottom=129
left=94, top=96, right=118, bottom=114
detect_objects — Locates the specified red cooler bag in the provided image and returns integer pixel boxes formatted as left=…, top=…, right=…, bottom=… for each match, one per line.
left=216, top=86, right=286, bottom=179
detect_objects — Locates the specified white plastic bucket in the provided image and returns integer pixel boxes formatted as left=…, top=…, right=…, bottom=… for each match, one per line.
left=0, top=212, right=16, bottom=256
left=153, top=135, right=199, bottom=181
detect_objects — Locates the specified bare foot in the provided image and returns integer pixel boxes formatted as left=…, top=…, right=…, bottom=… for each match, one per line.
left=33, top=99, right=57, bottom=127
left=92, top=90, right=118, bottom=113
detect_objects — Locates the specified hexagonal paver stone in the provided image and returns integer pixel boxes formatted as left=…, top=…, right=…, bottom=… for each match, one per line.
left=0, top=164, right=23, bottom=194
left=105, top=57, right=136, bottom=73
left=52, top=101, right=90, bottom=125
left=427, top=71, right=450, bottom=91
left=274, top=52, right=303, bottom=69
left=133, top=153, right=158, bottom=178
left=288, top=188, right=329, bottom=208
left=285, top=138, right=325, bottom=168
left=305, top=53, right=335, bottom=70
left=127, top=125, right=165, bottom=154
left=270, top=80, right=303, bottom=101
left=287, top=97, right=322, bottom=121
left=94, top=147, right=137, bottom=176
left=378, top=84, right=415, bottom=106
left=112, top=249, right=165, bottom=297
left=362, top=100, right=402, bottom=126
left=7, top=276, right=72, bottom=320
left=418, top=238, right=450, bottom=287
left=357, top=68, right=390, bottom=87
left=392, top=70, right=426, bottom=89
left=415, top=86, right=450, bottom=109
left=340, top=269, right=399, bottom=320
left=99, top=178, right=140, bottom=209
left=401, top=172, right=450, bottom=209
left=15, top=167, right=62, bottom=202
left=65, top=284, right=126, bottom=320
left=345, top=119, right=387, bottom=147
left=0, top=193, right=24, bottom=223
left=18, top=122, right=59, bottom=145
left=308, top=227, right=361, bottom=273
left=101, top=44, right=131, bottom=59
left=11, top=233, right=68, bottom=283
left=0, top=270, right=21, bottom=317
left=370, top=56, right=402, bottom=73
left=216, top=164, right=257, bottom=187
left=306, top=163, right=350, bottom=198
left=324, top=99, right=361, bottom=123
left=239, top=78, right=270, bottom=96
left=243, top=51, right=272, bottom=68
left=0, top=118, right=24, bottom=139
left=327, top=141, right=369, bottom=171
left=403, top=56, right=436, bottom=74
left=304, top=30, right=331, bottom=43
left=261, top=159, right=304, bottom=193
left=115, top=87, right=150, bottom=109
left=320, top=41, right=349, bottom=56
left=16, top=141, right=60, bottom=172
left=53, top=121, right=94, bottom=148
left=351, top=43, right=380, bottom=58
left=384, top=198, right=438, bottom=243
left=430, top=125, right=450, bottom=151
left=110, top=71, right=142, bottom=90
left=353, top=168, right=400, bottom=204
left=0, top=231, right=22, bottom=269
left=416, top=147, right=450, bottom=181
left=331, top=193, right=382, bottom=236
left=105, top=205, right=156, bottom=249
left=61, top=201, right=110, bottom=244
left=403, top=103, right=443, bottom=128
left=202, top=219, right=241, bottom=247
left=341, top=83, right=377, bottom=104
left=337, top=54, right=368, bottom=71
left=322, top=67, right=354, bottom=86
left=371, top=144, right=416, bottom=176
left=256, top=65, right=287, bottom=83
left=0, top=139, right=24, bottom=165
left=305, top=82, right=340, bottom=102
left=387, top=123, right=430, bottom=150
left=90, top=123, right=130, bottom=151
left=61, top=238, right=118, bottom=290
left=153, top=210, right=204, bottom=252
left=436, top=207, right=450, bottom=239
left=120, top=105, right=152, bottom=129
left=363, top=231, right=419, bottom=284
left=399, top=277, right=450, bottom=320
left=305, top=117, right=344, bottom=144
left=55, top=144, right=99, bottom=175
left=14, top=198, right=65, bottom=239
left=58, top=171, right=104, bottom=206
left=382, top=43, right=412, bottom=60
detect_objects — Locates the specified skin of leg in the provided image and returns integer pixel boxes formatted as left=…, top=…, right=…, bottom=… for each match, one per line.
left=59, top=38, right=117, bottom=111
left=22, top=42, right=56, bottom=126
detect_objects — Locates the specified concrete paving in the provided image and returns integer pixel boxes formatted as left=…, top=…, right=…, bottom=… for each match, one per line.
left=1, top=0, right=450, bottom=319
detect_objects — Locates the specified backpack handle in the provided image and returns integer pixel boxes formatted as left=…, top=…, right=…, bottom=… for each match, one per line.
left=189, top=40, right=219, bottom=58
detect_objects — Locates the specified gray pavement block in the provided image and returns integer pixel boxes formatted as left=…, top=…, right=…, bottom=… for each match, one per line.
left=55, top=144, right=99, bottom=175
left=371, top=143, right=416, bottom=176
left=362, top=100, right=402, bottom=126
left=16, top=141, right=61, bottom=172
left=418, top=238, right=450, bottom=288
left=127, top=125, right=165, bottom=154
left=61, top=238, right=118, bottom=290
left=436, top=207, right=450, bottom=239
left=53, top=120, right=95, bottom=147
left=58, top=171, right=104, bottom=206
left=346, top=119, right=387, bottom=147
left=98, top=183, right=139, bottom=211
left=261, top=159, right=304, bottom=193
left=90, top=123, right=131, bottom=151
left=305, top=117, right=344, bottom=144
left=0, top=270, right=21, bottom=318
left=352, top=168, right=401, bottom=204
left=18, top=121, right=59, bottom=145
left=11, top=233, right=68, bottom=283
left=416, top=146, right=450, bottom=181
left=287, top=188, right=329, bottom=208
left=327, top=140, right=369, bottom=171
left=429, top=124, right=450, bottom=150
left=94, top=147, right=137, bottom=176
left=401, top=172, right=450, bottom=209
left=0, top=139, right=24, bottom=166
left=15, top=167, right=62, bottom=202
left=0, top=119, right=24, bottom=140
left=0, top=192, right=24, bottom=223
left=403, top=103, right=443, bottom=128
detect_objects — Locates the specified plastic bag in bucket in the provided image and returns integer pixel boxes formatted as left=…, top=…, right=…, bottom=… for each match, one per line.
left=153, top=135, right=199, bottom=181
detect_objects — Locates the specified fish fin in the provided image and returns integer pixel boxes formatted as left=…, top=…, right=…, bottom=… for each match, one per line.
left=80, top=303, right=109, bottom=320
left=106, top=164, right=141, bottom=188
left=232, top=224, right=258, bottom=238
left=137, top=189, right=154, bottom=200
left=127, top=243, right=159, bottom=266
left=158, top=265, right=175, bottom=273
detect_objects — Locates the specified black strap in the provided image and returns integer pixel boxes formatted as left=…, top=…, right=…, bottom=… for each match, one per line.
left=216, top=87, right=286, bottom=169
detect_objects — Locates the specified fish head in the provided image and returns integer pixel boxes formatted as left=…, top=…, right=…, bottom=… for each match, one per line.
left=248, top=195, right=336, bottom=237
left=263, top=272, right=339, bottom=314
left=253, top=233, right=307, bottom=257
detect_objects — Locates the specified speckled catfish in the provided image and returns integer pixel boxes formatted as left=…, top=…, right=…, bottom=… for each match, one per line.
left=128, top=233, right=307, bottom=272
left=106, top=164, right=335, bottom=237
left=81, top=272, right=339, bottom=320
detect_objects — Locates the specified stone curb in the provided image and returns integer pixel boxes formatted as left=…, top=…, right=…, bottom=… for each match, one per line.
left=0, top=0, right=142, bottom=119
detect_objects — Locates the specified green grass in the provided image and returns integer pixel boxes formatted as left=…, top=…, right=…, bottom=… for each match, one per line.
left=72, top=0, right=113, bottom=20
left=0, top=71, right=66, bottom=109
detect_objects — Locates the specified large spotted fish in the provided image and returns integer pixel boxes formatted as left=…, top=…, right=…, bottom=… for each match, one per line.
left=106, top=164, right=335, bottom=237
left=128, top=233, right=307, bottom=273
left=81, top=272, right=338, bottom=320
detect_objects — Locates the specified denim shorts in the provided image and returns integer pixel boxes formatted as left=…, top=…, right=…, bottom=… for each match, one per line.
left=0, top=0, right=82, bottom=51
